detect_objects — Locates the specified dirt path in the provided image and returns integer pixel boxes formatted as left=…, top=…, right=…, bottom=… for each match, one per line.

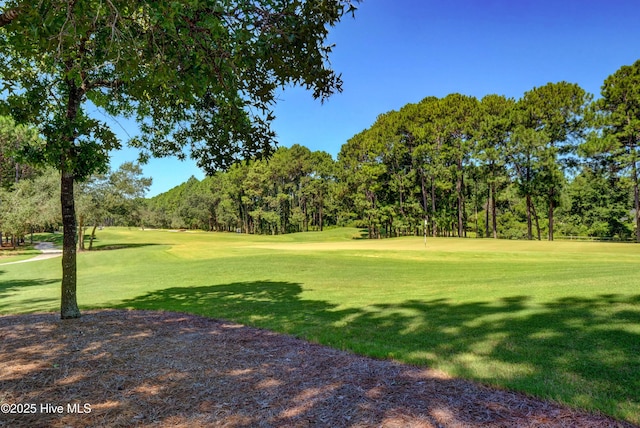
left=1, top=242, right=62, bottom=265
left=0, top=310, right=634, bottom=427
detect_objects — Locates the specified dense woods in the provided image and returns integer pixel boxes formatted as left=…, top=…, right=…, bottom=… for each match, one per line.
left=3, top=59, right=640, bottom=243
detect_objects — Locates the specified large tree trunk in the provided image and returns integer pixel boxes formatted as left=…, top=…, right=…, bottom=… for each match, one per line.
left=61, top=170, right=80, bottom=319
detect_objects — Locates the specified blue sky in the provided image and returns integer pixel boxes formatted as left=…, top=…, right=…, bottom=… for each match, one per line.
left=109, top=0, right=640, bottom=196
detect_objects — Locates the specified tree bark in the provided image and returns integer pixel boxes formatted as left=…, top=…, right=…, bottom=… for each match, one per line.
left=60, top=170, right=80, bottom=319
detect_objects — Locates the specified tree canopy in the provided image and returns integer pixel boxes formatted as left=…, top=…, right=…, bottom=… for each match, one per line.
left=0, top=0, right=359, bottom=319
left=140, top=79, right=630, bottom=244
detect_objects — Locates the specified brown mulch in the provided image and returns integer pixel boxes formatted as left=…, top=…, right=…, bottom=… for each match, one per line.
left=0, top=310, right=635, bottom=428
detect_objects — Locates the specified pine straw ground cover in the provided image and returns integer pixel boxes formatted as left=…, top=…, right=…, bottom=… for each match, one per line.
left=0, top=310, right=635, bottom=428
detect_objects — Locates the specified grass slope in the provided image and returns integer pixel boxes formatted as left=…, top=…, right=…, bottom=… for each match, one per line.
left=1, top=227, right=639, bottom=424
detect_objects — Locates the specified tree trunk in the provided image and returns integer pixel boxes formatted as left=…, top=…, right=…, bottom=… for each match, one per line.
left=419, top=171, right=430, bottom=236
left=634, top=158, right=640, bottom=242
left=456, top=161, right=464, bottom=237
left=548, top=191, right=555, bottom=241
left=485, top=185, right=490, bottom=238
left=473, top=180, right=479, bottom=238
left=491, top=183, right=498, bottom=239
left=61, top=171, right=80, bottom=319
left=430, top=180, right=437, bottom=238
left=77, top=214, right=85, bottom=251
left=89, top=224, right=98, bottom=250
left=531, top=200, right=542, bottom=241
left=318, top=193, right=324, bottom=232
left=526, top=193, right=533, bottom=240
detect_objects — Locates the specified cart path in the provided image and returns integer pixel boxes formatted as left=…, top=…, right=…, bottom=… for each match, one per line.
left=1, top=242, right=62, bottom=265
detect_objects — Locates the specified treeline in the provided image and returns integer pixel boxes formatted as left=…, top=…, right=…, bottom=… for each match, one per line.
left=3, top=60, right=640, bottom=242
left=145, top=59, right=640, bottom=241
left=144, top=145, right=336, bottom=234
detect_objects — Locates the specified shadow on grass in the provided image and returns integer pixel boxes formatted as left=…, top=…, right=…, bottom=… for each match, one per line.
left=31, top=232, right=64, bottom=246
left=111, top=282, right=640, bottom=423
left=0, top=276, right=58, bottom=296
left=89, top=243, right=159, bottom=251
left=7, top=309, right=629, bottom=427
left=0, top=276, right=59, bottom=313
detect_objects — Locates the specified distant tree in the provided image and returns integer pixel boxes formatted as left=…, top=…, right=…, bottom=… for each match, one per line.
left=559, top=166, right=631, bottom=239
left=106, top=162, right=152, bottom=226
left=476, top=94, right=515, bottom=238
left=0, top=116, right=39, bottom=189
left=338, top=130, right=387, bottom=238
left=0, top=0, right=357, bottom=318
left=511, top=82, right=590, bottom=241
left=593, top=59, right=640, bottom=241
left=75, top=173, right=109, bottom=251
left=375, top=109, right=419, bottom=235
left=509, top=119, right=545, bottom=240
left=438, top=94, right=478, bottom=237
left=0, top=169, right=59, bottom=245
left=406, top=96, right=447, bottom=237
left=224, top=164, right=251, bottom=233
left=308, top=150, right=337, bottom=231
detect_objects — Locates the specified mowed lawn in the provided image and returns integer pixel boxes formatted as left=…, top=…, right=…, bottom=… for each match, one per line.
left=1, top=227, right=639, bottom=424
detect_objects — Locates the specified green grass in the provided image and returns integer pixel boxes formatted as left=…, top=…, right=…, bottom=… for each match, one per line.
left=1, top=227, right=639, bottom=424
left=0, top=244, right=41, bottom=264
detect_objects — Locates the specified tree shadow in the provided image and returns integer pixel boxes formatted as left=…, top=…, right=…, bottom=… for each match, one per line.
left=0, top=278, right=59, bottom=312
left=105, top=282, right=640, bottom=423
left=89, top=243, right=159, bottom=251
left=112, top=281, right=353, bottom=335
left=1, top=305, right=634, bottom=427
left=0, top=277, right=58, bottom=295
left=31, top=232, right=64, bottom=246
